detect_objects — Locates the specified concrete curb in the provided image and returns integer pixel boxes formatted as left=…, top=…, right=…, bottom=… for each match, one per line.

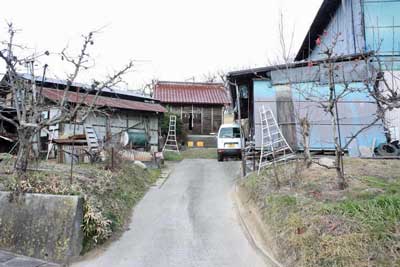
left=233, top=183, right=283, bottom=267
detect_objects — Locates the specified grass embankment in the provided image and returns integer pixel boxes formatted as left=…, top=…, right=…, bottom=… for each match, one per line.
left=0, top=159, right=160, bottom=253
left=242, top=158, right=400, bottom=267
left=164, top=148, right=217, bottom=161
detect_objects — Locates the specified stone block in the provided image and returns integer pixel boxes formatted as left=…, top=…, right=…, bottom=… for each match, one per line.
left=0, top=192, right=83, bottom=264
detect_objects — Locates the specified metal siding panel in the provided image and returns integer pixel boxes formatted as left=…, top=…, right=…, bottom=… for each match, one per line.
left=253, top=80, right=277, bottom=148
left=310, top=0, right=365, bottom=60
left=271, top=66, right=321, bottom=84
left=253, top=79, right=386, bottom=154
left=364, top=0, right=400, bottom=58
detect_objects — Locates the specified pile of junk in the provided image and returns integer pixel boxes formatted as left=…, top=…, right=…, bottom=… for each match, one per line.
left=48, top=125, right=162, bottom=167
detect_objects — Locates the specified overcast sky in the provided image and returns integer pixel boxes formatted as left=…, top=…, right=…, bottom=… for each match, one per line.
left=1, top=0, right=322, bottom=90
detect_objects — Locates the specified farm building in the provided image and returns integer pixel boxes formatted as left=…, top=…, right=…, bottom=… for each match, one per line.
left=153, top=81, right=230, bottom=135
left=295, top=0, right=400, bottom=141
left=227, top=0, right=400, bottom=157
left=0, top=73, right=166, bottom=158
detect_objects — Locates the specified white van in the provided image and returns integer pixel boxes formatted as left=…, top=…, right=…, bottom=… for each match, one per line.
left=217, top=123, right=242, bottom=161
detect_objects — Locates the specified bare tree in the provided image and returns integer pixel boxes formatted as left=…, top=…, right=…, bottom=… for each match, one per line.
left=292, top=34, right=392, bottom=189
left=0, top=23, right=134, bottom=184
left=273, top=16, right=396, bottom=189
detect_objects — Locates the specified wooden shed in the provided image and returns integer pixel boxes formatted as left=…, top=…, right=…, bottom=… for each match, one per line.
left=153, top=81, right=230, bottom=135
left=0, top=73, right=167, bottom=156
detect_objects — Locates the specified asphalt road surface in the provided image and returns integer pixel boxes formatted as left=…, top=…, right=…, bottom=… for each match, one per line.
left=73, top=159, right=267, bottom=267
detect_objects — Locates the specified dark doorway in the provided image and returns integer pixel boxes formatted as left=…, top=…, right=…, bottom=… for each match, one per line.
left=189, top=113, right=193, bottom=130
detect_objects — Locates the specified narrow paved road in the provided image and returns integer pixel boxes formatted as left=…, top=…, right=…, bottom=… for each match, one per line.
left=73, top=159, right=267, bottom=267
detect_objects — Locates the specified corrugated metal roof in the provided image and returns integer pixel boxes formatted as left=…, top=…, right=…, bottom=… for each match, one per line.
left=227, top=52, right=372, bottom=79
left=18, top=73, right=155, bottom=101
left=41, top=88, right=166, bottom=113
left=154, top=81, right=230, bottom=104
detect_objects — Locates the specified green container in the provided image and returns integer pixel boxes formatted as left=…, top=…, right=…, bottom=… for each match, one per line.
left=127, top=130, right=148, bottom=147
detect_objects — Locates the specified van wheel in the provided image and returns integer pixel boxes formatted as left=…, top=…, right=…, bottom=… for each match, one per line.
left=218, top=154, right=224, bottom=162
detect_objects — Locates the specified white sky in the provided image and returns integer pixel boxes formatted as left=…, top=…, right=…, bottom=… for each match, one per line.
left=1, top=0, right=323, bottom=90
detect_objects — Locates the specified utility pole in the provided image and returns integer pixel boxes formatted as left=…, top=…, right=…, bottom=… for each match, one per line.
left=235, top=82, right=246, bottom=177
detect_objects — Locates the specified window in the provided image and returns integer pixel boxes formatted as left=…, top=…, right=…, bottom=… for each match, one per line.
left=239, top=85, right=249, bottom=99
left=219, top=127, right=241, bottom=138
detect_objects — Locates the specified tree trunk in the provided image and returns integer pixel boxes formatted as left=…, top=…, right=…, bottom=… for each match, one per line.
left=331, top=111, right=347, bottom=190
left=335, top=148, right=346, bottom=190
left=300, top=118, right=312, bottom=168
left=15, top=128, right=31, bottom=182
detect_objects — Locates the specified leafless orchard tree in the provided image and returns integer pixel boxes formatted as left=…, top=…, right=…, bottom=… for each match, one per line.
left=291, top=33, right=397, bottom=189
left=0, top=23, right=134, bottom=184
left=274, top=14, right=400, bottom=189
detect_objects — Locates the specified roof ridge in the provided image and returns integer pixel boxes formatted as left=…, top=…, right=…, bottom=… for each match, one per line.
left=156, top=80, right=224, bottom=86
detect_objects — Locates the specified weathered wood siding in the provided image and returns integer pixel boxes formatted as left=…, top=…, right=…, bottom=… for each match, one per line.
left=166, top=104, right=224, bottom=135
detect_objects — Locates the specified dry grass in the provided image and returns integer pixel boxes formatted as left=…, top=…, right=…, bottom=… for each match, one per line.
left=0, top=158, right=160, bottom=253
left=242, top=157, right=400, bottom=267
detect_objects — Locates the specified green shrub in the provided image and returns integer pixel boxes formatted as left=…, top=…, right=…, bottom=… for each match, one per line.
left=161, top=112, right=187, bottom=143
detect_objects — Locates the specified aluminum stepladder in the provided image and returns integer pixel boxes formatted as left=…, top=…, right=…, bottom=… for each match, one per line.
left=258, top=105, right=294, bottom=175
left=162, top=115, right=180, bottom=153
left=46, top=128, right=56, bottom=160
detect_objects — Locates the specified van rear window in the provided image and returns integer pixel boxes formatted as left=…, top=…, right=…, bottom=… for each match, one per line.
left=219, top=127, right=240, bottom=138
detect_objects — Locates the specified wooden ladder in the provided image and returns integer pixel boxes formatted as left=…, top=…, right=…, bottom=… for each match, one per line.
left=84, top=125, right=100, bottom=153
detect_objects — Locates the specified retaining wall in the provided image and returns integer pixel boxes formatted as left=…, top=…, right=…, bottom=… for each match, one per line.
left=0, top=192, right=83, bottom=264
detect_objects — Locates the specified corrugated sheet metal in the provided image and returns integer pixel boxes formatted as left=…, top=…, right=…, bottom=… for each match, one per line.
left=154, top=81, right=230, bottom=104
left=364, top=0, right=400, bottom=58
left=18, top=73, right=155, bottom=101
left=308, top=0, right=365, bottom=60
left=252, top=80, right=386, bottom=156
left=42, top=88, right=166, bottom=113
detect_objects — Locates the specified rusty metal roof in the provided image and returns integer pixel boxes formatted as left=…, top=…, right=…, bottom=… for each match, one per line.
left=153, top=81, right=230, bottom=105
left=42, top=88, right=166, bottom=113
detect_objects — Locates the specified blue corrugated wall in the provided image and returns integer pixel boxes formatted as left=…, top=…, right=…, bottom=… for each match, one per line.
left=252, top=80, right=386, bottom=155
left=363, top=0, right=400, bottom=69
left=309, top=0, right=365, bottom=59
